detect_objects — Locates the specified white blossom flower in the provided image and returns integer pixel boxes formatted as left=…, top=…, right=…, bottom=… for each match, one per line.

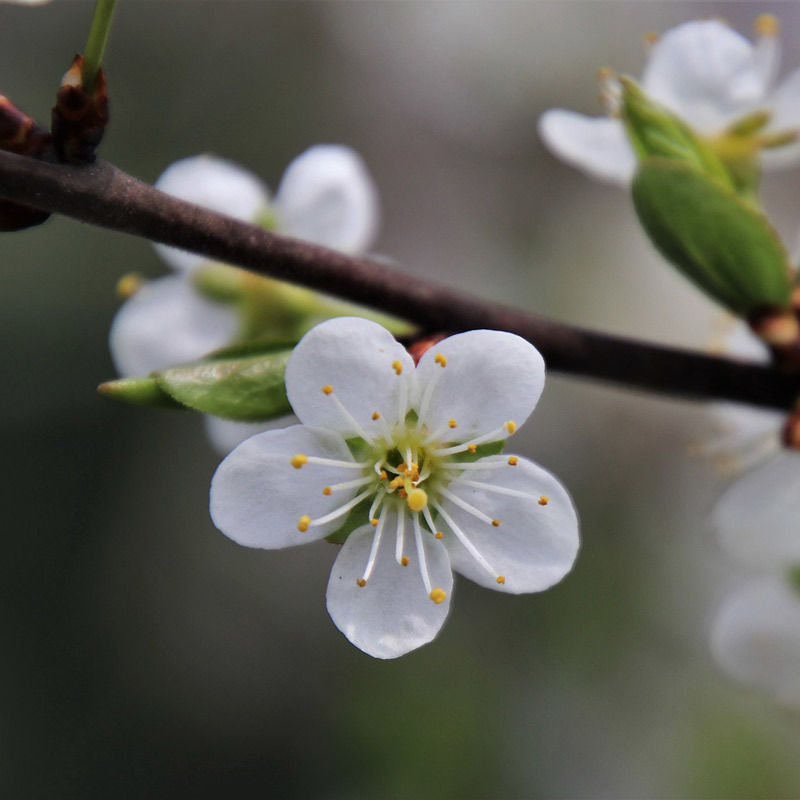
left=539, top=17, right=800, bottom=186
left=711, top=575, right=800, bottom=708
left=109, top=146, right=380, bottom=452
left=209, top=317, right=580, bottom=658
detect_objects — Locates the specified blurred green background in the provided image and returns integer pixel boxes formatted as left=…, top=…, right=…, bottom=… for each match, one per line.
left=3, top=2, right=800, bottom=797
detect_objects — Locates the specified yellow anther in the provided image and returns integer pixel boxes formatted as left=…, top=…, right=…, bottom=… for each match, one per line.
left=290, top=453, right=309, bottom=469
left=504, top=420, right=517, bottom=435
left=297, top=515, right=311, bottom=532
left=371, top=411, right=381, bottom=420
left=321, top=384, right=333, bottom=395
left=448, top=418, right=457, bottom=429
left=389, top=476, right=405, bottom=490
left=491, top=519, right=501, bottom=527
left=467, top=444, right=477, bottom=454
left=435, top=531, right=443, bottom=540
left=401, top=557, right=409, bottom=567
left=116, top=272, right=145, bottom=300
left=434, top=353, right=447, bottom=367
left=407, top=488, right=428, bottom=512
left=371, top=518, right=379, bottom=527
left=429, top=588, right=447, bottom=604
left=755, top=14, right=778, bottom=36
left=356, top=578, right=367, bottom=588
left=496, top=575, right=506, bottom=585
left=539, top=495, right=549, bottom=506
left=392, top=360, right=403, bottom=375
left=398, top=462, right=408, bottom=473
left=398, top=489, right=407, bottom=499
left=507, top=456, right=518, bottom=466
left=322, top=487, right=332, bottom=496
left=379, top=470, right=388, bottom=481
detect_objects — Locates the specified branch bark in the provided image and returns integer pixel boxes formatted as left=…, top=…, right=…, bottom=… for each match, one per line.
left=0, top=149, right=797, bottom=411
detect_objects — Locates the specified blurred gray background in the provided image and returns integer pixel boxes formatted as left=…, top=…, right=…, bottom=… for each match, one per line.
left=2, top=2, right=800, bottom=797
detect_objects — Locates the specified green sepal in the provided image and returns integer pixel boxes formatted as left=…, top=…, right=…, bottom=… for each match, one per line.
left=620, top=78, right=734, bottom=191
left=632, top=158, right=792, bottom=316
left=153, top=347, right=293, bottom=421
left=97, top=375, right=185, bottom=409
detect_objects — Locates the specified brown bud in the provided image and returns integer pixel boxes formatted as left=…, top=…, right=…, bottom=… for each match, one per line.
left=51, top=54, right=109, bottom=164
left=748, top=305, right=800, bottom=371
left=407, top=333, right=448, bottom=365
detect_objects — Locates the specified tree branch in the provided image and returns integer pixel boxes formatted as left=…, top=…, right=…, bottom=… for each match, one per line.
left=0, top=149, right=797, bottom=411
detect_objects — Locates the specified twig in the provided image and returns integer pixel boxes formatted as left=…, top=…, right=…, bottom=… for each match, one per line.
left=0, top=149, right=797, bottom=411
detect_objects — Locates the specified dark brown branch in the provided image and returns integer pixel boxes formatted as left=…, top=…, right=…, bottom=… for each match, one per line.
left=0, top=149, right=797, bottom=411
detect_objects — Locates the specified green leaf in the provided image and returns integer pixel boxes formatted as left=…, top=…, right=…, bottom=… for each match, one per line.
left=153, top=349, right=293, bottom=421
left=97, top=375, right=185, bottom=409
left=632, top=158, right=792, bottom=316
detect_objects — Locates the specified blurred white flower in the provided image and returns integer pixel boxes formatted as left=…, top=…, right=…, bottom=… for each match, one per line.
left=711, top=575, right=800, bottom=708
left=109, top=146, right=380, bottom=451
left=210, top=317, right=579, bottom=658
left=539, top=16, right=800, bottom=186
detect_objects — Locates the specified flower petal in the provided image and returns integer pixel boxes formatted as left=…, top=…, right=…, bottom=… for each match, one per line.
left=711, top=451, right=800, bottom=569
left=154, top=155, right=271, bottom=272
left=210, top=424, right=360, bottom=549
left=274, top=145, right=380, bottom=254
left=711, top=577, right=800, bottom=708
left=642, top=20, right=767, bottom=132
left=203, top=414, right=294, bottom=456
left=326, top=518, right=452, bottom=658
left=762, top=67, right=800, bottom=169
left=438, top=455, right=579, bottom=593
left=109, top=275, right=239, bottom=377
left=285, top=317, right=415, bottom=437
left=538, top=110, right=636, bottom=186
left=415, top=330, right=545, bottom=442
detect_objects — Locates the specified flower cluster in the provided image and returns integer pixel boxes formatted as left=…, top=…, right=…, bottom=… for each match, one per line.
left=539, top=17, right=800, bottom=186
left=210, top=317, right=580, bottom=658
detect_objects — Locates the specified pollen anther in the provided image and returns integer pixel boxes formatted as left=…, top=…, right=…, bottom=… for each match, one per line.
left=371, top=518, right=379, bottom=526
left=508, top=456, right=518, bottom=466
left=496, top=575, right=506, bottom=585
left=434, top=353, right=447, bottom=367
left=356, top=578, right=366, bottom=588
left=401, top=556, right=409, bottom=567
left=290, top=454, right=308, bottom=469
left=539, top=495, right=549, bottom=506
left=504, top=420, right=517, bottom=435
left=322, top=487, right=332, bottom=496
left=435, top=531, right=443, bottom=539
left=429, top=588, right=447, bottom=604
left=321, top=384, right=333, bottom=395
left=392, top=360, right=403, bottom=375
left=467, top=444, right=477, bottom=453
left=297, top=515, right=311, bottom=532
left=448, top=418, right=457, bottom=428
left=371, top=411, right=381, bottom=420
left=491, top=519, right=501, bottom=527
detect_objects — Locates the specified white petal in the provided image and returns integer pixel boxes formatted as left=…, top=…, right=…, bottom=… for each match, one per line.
left=438, top=456, right=579, bottom=593
left=285, top=317, right=415, bottom=437
left=210, top=424, right=360, bottom=549
left=762, top=67, right=800, bottom=170
left=154, top=155, right=271, bottom=273
left=109, top=275, right=239, bottom=377
left=712, top=451, right=800, bottom=569
left=203, top=414, right=295, bottom=456
left=642, top=20, right=767, bottom=133
left=415, top=330, right=545, bottom=442
left=326, top=520, right=452, bottom=659
left=711, top=577, right=800, bottom=708
left=274, top=145, right=380, bottom=253
left=538, top=110, right=636, bottom=186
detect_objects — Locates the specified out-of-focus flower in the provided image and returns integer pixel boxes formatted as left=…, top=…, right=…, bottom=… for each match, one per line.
left=109, top=146, right=380, bottom=451
left=711, top=575, right=800, bottom=708
left=539, top=17, right=800, bottom=186
left=210, top=317, right=580, bottom=658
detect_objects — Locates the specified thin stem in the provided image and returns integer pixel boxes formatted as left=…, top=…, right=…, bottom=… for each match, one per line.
left=0, top=149, right=797, bottom=411
left=82, top=0, right=117, bottom=93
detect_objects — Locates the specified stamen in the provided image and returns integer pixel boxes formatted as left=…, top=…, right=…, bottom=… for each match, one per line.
left=439, top=486, right=497, bottom=526
left=429, top=423, right=515, bottom=456
left=368, top=488, right=386, bottom=522
left=448, top=419, right=457, bottom=428
left=492, top=520, right=501, bottom=527
left=412, top=512, right=434, bottom=596
left=371, top=519, right=379, bottom=527
left=433, top=502, right=500, bottom=580
left=496, top=575, right=506, bottom=585
left=356, top=578, right=366, bottom=588
left=297, top=515, right=311, bottom=532
left=392, top=360, right=403, bottom=375
left=308, top=487, right=374, bottom=528
left=539, top=496, right=549, bottom=506
left=416, top=365, right=445, bottom=430
left=401, top=556, right=409, bottom=567
left=322, top=487, right=331, bottom=495
left=321, top=385, right=333, bottom=395
left=326, top=475, right=375, bottom=493
left=508, top=457, right=518, bottom=466
left=358, top=507, right=387, bottom=586
left=290, top=454, right=308, bottom=469
left=324, top=389, right=375, bottom=444
left=429, top=588, right=447, bottom=604
left=504, top=420, right=516, bottom=435
left=440, top=459, right=518, bottom=471
left=395, top=509, right=405, bottom=565
left=434, top=353, right=447, bottom=367
left=301, top=455, right=372, bottom=470
left=457, top=477, right=543, bottom=501
left=371, top=411, right=381, bottom=420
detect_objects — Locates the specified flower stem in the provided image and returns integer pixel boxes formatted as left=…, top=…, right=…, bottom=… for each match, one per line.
left=82, top=0, right=117, bottom=93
